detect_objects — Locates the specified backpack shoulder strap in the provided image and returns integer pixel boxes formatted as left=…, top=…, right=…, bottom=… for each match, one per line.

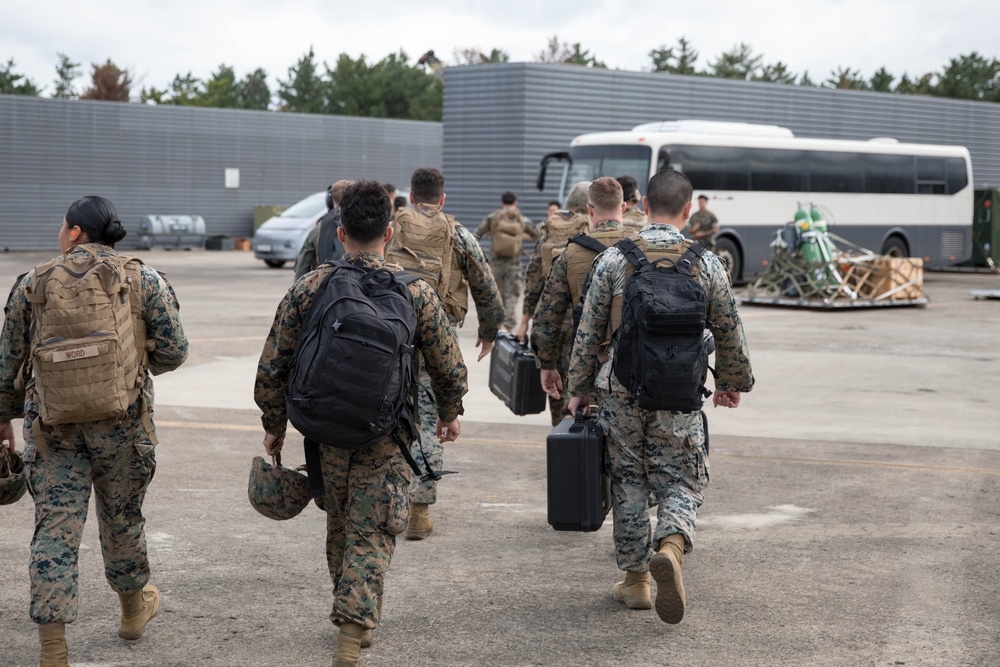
left=568, top=233, right=608, bottom=255
left=616, top=237, right=647, bottom=270
left=675, top=241, right=706, bottom=277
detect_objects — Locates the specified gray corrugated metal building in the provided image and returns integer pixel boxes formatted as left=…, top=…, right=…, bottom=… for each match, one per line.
left=0, top=95, right=442, bottom=250
left=441, top=63, right=1000, bottom=225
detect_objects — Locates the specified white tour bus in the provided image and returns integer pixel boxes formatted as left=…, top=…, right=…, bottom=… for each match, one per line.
left=536, top=120, right=974, bottom=280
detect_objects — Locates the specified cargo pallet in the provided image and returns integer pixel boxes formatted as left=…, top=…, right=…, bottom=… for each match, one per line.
left=741, top=235, right=927, bottom=310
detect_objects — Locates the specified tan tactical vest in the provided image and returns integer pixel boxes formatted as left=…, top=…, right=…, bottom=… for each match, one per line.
left=490, top=208, right=524, bottom=258
left=387, top=204, right=469, bottom=323
left=622, top=207, right=648, bottom=233
left=540, top=212, right=589, bottom=277
left=565, top=228, right=627, bottom=306
left=23, top=249, right=149, bottom=429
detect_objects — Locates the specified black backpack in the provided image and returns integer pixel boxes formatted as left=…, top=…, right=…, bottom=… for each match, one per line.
left=315, top=208, right=344, bottom=266
left=612, top=238, right=712, bottom=413
left=287, top=261, right=421, bottom=457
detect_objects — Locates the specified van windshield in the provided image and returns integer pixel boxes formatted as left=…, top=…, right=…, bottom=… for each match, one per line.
left=280, top=193, right=328, bottom=219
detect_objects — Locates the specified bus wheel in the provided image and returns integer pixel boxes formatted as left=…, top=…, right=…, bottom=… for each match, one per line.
left=264, top=260, right=286, bottom=268
left=880, top=235, right=909, bottom=258
left=714, top=237, right=742, bottom=282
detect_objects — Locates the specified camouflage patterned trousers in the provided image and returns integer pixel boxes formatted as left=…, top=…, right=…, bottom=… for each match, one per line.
left=491, top=256, right=523, bottom=330
left=597, top=376, right=709, bottom=572
left=410, top=366, right=443, bottom=504
left=322, top=435, right=411, bottom=629
left=548, top=324, right=571, bottom=427
left=22, top=411, right=156, bottom=624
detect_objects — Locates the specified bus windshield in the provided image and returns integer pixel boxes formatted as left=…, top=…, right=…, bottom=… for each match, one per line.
left=565, top=145, right=651, bottom=197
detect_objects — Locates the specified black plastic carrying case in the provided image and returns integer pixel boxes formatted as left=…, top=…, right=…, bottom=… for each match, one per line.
left=546, top=411, right=611, bottom=531
left=489, top=331, right=547, bottom=415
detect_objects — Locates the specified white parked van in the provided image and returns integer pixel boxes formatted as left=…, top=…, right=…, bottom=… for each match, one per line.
left=252, top=192, right=327, bottom=268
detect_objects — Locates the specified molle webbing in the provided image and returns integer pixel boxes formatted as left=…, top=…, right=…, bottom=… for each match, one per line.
left=541, top=213, right=589, bottom=277
left=25, top=251, right=150, bottom=447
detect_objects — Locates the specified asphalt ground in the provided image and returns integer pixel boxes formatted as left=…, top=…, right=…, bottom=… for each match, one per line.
left=1, top=249, right=999, bottom=667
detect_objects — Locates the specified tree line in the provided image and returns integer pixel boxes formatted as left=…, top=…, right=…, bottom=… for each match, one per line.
left=2, top=36, right=999, bottom=122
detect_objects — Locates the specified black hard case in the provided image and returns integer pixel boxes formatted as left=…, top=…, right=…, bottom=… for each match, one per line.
left=546, top=413, right=611, bottom=531
left=489, top=331, right=547, bottom=415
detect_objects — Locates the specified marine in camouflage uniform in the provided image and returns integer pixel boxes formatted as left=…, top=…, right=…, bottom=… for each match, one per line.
left=568, top=218, right=753, bottom=620
left=0, top=244, right=188, bottom=627
left=475, top=206, right=538, bottom=330
left=685, top=198, right=719, bottom=251
left=516, top=182, right=591, bottom=425
left=254, top=250, right=468, bottom=631
left=411, top=212, right=503, bottom=508
left=531, top=179, right=631, bottom=416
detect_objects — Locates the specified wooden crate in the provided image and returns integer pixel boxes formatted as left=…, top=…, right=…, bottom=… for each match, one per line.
left=867, top=257, right=923, bottom=300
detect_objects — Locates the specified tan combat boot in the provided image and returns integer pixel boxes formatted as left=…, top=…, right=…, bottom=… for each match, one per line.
left=118, top=584, right=160, bottom=640
left=649, top=533, right=686, bottom=624
left=406, top=502, right=433, bottom=540
left=612, top=570, right=653, bottom=609
left=360, top=629, right=374, bottom=648
left=38, top=622, right=69, bottom=667
left=331, top=622, right=365, bottom=667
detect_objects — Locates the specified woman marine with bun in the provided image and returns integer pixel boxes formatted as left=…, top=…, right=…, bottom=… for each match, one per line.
left=0, top=196, right=188, bottom=667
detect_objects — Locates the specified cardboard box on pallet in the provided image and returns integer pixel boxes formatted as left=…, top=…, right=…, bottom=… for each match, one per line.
left=868, top=257, right=923, bottom=300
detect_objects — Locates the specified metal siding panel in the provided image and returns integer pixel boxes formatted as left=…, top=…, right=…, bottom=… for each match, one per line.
left=0, top=95, right=442, bottom=249
left=442, top=63, right=1000, bottom=227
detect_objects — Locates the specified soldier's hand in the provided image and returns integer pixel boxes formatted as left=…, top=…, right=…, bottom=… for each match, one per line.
left=475, top=338, right=494, bottom=362
left=436, top=418, right=461, bottom=443
left=713, top=391, right=741, bottom=409
left=540, top=369, right=563, bottom=399
left=0, top=420, right=14, bottom=452
left=567, top=395, right=591, bottom=418
left=263, top=431, right=285, bottom=456
left=514, top=317, right=530, bottom=343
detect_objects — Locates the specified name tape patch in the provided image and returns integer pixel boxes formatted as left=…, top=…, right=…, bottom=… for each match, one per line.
left=54, top=345, right=99, bottom=363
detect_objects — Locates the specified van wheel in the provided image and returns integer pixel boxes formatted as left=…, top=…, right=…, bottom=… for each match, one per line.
left=714, top=237, right=742, bottom=283
left=881, top=235, right=909, bottom=258
left=264, top=260, right=286, bottom=268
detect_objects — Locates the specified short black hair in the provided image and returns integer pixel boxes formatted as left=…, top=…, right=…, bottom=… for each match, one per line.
left=698, top=194, right=709, bottom=201
left=646, top=169, right=693, bottom=218
left=547, top=200, right=561, bottom=208
left=410, top=167, right=445, bottom=204
left=393, top=195, right=407, bottom=211
left=340, top=180, right=392, bottom=244
left=500, top=191, right=517, bottom=205
left=616, top=175, right=639, bottom=203
left=383, top=183, right=397, bottom=196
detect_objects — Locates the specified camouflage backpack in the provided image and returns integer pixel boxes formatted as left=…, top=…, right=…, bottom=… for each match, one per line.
left=23, top=248, right=149, bottom=429
left=386, top=204, right=469, bottom=323
left=490, top=208, right=525, bottom=258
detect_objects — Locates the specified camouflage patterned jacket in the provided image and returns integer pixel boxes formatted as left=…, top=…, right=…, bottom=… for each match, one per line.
left=567, top=223, right=754, bottom=399
left=530, top=219, right=625, bottom=370
left=254, top=252, right=469, bottom=436
left=0, top=244, right=189, bottom=421
left=452, top=222, right=505, bottom=341
left=521, top=238, right=547, bottom=318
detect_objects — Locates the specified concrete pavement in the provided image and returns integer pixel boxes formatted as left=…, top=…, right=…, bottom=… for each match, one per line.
left=1, top=250, right=998, bottom=666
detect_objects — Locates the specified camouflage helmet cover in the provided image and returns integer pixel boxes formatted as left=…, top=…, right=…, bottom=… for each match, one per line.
left=564, top=181, right=592, bottom=214
left=248, top=454, right=311, bottom=520
left=0, top=448, right=27, bottom=506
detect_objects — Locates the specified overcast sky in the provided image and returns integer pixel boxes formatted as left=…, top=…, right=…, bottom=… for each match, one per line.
left=3, top=0, right=996, bottom=97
